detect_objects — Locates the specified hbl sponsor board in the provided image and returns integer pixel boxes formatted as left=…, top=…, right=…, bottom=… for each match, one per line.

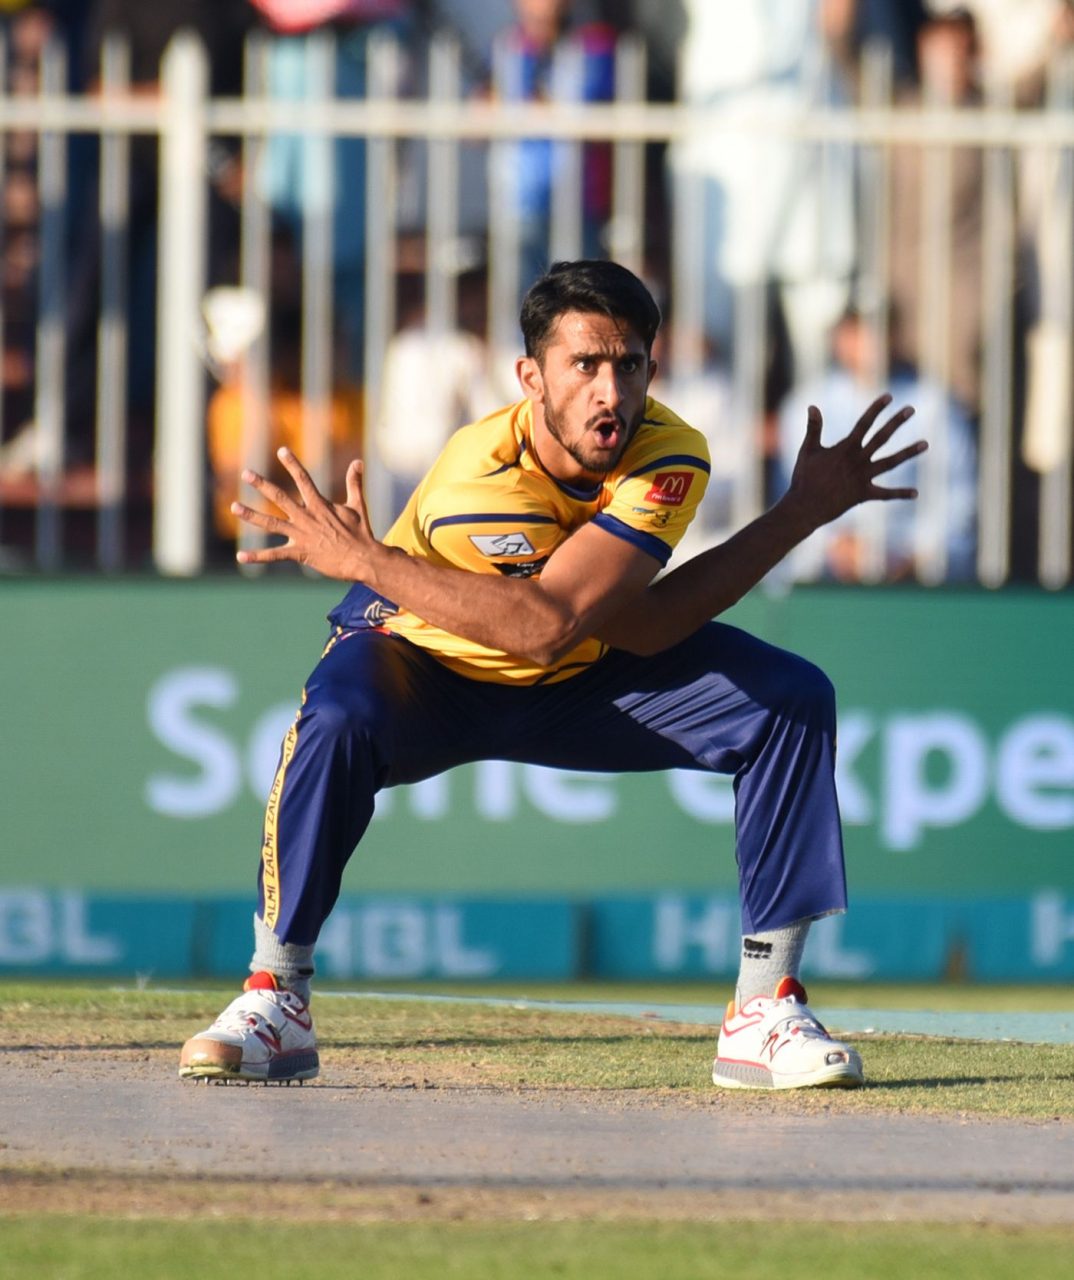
left=2, top=890, right=1074, bottom=981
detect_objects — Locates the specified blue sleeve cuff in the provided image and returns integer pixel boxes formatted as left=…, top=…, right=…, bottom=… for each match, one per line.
left=592, top=512, right=673, bottom=566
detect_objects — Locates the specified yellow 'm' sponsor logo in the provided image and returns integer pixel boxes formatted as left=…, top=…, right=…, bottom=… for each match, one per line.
left=260, top=704, right=302, bottom=932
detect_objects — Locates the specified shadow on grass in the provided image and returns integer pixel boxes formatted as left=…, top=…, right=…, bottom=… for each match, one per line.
left=870, top=1073, right=1074, bottom=1089
left=2, top=1043, right=187, bottom=1054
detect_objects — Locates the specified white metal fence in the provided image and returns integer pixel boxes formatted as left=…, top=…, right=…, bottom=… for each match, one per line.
left=0, top=29, right=1071, bottom=587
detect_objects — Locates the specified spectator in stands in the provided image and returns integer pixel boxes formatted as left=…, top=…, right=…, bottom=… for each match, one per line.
left=0, top=1, right=91, bottom=482
left=483, top=0, right=619, bottom=297
left=588, top=0, right=686, bottom=286
left=888, top=6, right=984, bottom=420
left=0, top=5, right=48, bottom=476
left=85, top=0, right=252, bottom=426
left=0, top=1, right=253, bottom=488
left=667, top=0, right=859, bottom=386
left=929, top=2, right=1074, bottom=475
left=827, top=0, right=931, bottom=91
left=776, top=305, right=977, bottom=583
left=206, top=301, right=363, bottom=545
left=88, top=0, right=252, bottom=397
left=247, top=0, right=418, bottom=382
left=929, top=0, right=1074, bottom=105
left=374, top=256, right=504, bottom=520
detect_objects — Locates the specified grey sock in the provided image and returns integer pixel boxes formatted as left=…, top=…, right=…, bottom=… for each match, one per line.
left=251, top=913, right=315, bottom=1003
left=734, top=920, right=811, bottom=1007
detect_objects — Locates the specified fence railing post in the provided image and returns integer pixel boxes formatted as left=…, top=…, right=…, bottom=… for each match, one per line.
left=153, top=32, right=209, bottom=576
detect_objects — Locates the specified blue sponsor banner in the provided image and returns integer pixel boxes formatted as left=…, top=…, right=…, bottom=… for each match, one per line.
left=959, top=893, right=1073, bottom=982
left=205, top=896, right=581, bottom=981
left=811, top=899, right=951, bottom=981
left=0, top=891, right=197, bottom=977
left=2, top=889, right=1074, bottom=982
left=587, top=894, right=740, bottom=980
left=587, top=894, right=1074, bottom=983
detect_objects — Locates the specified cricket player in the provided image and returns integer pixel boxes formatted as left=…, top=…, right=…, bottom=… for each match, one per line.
left=180, top=260, right=923, bottom=1090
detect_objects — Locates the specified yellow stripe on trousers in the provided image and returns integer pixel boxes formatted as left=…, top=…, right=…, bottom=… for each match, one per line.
left=260, top=696, right=304, bottom=933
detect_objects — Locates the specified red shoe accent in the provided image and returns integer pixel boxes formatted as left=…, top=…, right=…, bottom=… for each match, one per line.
left=243, top=971, right=280, bottom=993
left=773, top=975, right=808, bottom=1003
left=253, top=1027, right=283, bottom=1052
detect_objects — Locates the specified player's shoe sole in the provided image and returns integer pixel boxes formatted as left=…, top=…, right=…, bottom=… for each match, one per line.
left=712, top=1053, right=863, bottom=1090
left=179, top=1040, right=320, bottom=1085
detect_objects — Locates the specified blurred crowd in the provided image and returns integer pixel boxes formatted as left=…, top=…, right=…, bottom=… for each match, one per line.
left=1, top=0, right=1073, bottom=581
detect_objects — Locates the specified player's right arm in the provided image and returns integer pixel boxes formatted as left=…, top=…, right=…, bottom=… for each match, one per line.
left=238, top=457, right=665, bottom=667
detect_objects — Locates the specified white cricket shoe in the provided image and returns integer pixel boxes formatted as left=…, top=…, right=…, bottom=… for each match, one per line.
left=179, top=971, right=319, bottom=1084
left=712, top=975, right=863, bottom=1090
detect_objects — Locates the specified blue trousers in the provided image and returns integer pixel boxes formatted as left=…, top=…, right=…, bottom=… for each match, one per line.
left=257, top=621, right=847, bottom=944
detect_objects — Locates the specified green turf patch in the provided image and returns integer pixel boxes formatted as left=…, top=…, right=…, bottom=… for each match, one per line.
left=2, top=982, right=1073, bottom=1118
left=2, top=1218, right=1073, bottom=1280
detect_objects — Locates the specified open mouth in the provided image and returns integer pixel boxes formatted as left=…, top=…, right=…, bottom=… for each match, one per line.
left=592, top=417, right=622, bottom=447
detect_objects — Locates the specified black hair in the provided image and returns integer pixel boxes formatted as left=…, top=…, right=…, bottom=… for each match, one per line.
left=520, top=260, right=662, bottom=364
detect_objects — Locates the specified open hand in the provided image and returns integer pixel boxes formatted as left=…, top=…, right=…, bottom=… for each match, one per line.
left=787, top=393, right=925, bottom=532
left=231, top=448, right=374, bottom=580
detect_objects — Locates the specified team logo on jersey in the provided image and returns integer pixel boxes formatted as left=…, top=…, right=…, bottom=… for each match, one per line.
left=644, top=471, right=694, bottom=507
left=469, top=531, right=536, bottom=557
left=363, top=598, right=399, bottom=626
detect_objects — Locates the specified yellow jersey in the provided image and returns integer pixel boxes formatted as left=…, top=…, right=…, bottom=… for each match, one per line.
left=328, top=396, right=710, bottom=684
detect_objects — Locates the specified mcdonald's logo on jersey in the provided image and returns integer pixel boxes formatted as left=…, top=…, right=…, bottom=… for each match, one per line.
left=644, top=471, right=695, bottom=507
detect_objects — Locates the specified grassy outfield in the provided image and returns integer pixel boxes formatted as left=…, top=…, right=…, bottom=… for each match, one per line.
left=317, top=977, right=1074, bottom=1012
left=3, top=981, right=1074, bottom=1278
left=3, top=979, right=1073, bottom=1118
left=3, top=1219, right=1074, bottom=1280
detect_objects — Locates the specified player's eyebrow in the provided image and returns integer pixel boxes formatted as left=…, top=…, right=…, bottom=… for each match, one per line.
left=567, top=345, right=645, bottom=362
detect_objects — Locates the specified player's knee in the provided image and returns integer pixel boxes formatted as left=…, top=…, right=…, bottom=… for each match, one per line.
left=803, top=660, right=836, bottom=726
left=771, top=652, right=837, bottom=729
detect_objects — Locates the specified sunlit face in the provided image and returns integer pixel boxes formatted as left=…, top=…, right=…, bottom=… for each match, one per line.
left=517, top=311, right=656, bottom=484
left=515, top=0, right=570, bottom=46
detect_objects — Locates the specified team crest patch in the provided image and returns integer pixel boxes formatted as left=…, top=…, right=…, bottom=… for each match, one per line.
left=469, top=532, right=536, bottom=557
left=363, top=598, right=399, bottom=626
left=644, top=471, right=694, bottom=507
left=632, top=506, right=672, bottom=529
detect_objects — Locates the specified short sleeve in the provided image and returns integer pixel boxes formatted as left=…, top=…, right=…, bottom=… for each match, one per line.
left=596, top=439, right=711, bottom=565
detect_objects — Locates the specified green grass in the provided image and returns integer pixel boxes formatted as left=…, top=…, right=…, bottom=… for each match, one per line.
left=2, top=980, right=1073, bottom=1117
left=326, top=978, right=1074, bottom=1013
left=2, top=1218, right=1074, bottom=1280
left=3, top=982, right=1074, bottom=1275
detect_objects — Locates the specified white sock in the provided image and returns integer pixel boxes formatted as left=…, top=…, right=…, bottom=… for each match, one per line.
left=251, top=913, right=315, bottom=1002
left=734, top=920, right=811, bottom=1007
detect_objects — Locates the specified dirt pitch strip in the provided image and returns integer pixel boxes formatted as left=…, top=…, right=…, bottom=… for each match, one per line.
left=2, top=1050, right=1073, bottom=1225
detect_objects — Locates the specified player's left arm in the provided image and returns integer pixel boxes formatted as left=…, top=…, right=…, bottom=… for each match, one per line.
left=596, top=395, right=924, bottom=654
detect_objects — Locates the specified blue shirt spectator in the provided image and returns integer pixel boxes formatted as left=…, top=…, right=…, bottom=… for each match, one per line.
left=776, top=307, right=978, bottom=583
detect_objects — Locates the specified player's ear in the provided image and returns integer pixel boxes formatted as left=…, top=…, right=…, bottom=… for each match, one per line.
left=647, top=357, right=658, bottom=387
left=516, top=355, right=544, bottom=403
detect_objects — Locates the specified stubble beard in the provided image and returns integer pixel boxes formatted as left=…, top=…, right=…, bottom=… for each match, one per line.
left=542, top=394, right=636, bottom=476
